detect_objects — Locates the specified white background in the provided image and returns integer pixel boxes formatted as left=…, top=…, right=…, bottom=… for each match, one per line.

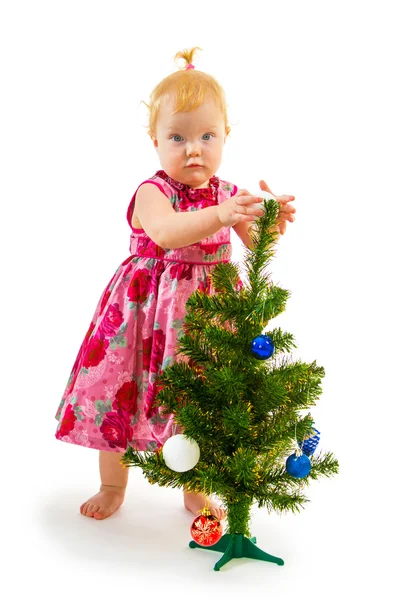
left=1, top=0, right=399, bottom=597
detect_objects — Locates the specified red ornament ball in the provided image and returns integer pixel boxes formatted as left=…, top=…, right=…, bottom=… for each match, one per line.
left=191, top=511, right=223, bottom=547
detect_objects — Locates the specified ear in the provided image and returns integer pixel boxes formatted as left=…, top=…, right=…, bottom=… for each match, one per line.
left=152, top=137, right=159, bottom=149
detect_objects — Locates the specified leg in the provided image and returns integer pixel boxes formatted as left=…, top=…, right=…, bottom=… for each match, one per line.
left=80, top=450, right=128, bottom=520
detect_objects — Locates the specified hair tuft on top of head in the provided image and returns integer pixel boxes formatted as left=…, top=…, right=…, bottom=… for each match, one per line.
left=143, top=47, right=231, bottom=140
left=174, top=47, right=202, bottom=70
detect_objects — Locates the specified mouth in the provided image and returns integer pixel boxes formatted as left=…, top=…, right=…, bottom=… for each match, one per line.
left=187, top=164, right=203, bottom=168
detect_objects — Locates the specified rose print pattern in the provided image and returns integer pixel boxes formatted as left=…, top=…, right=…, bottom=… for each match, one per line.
left=55, top=171, right=239, bottom=452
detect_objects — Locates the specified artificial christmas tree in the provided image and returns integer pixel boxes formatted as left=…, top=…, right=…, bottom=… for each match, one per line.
left=121, top=197, right=339, bottom=571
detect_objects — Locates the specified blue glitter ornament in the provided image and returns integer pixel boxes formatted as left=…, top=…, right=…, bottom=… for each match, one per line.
left=285, top=452, right=312, bottom=478
left=298, top=428, right=320, bottom=457
left=251, top=334, right=275, bottom=360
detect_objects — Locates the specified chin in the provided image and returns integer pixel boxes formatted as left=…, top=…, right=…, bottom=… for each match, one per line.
left=185, top=170, right=211, bottom=186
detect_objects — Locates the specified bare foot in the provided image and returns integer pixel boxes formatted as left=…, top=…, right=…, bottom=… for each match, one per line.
left=183, top=491, right=226, bottom=521
left=80, top=484, right=126, bottom=520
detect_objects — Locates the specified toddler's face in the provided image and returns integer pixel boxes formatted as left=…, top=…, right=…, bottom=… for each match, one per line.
left=153, top=95, right=226, bottom=189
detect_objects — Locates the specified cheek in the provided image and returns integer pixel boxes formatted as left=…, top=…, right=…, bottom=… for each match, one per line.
left=159, top=144, right=171, bottom=160
left=167, top=146, right=182, bottom=160
left=208, top=142, right=224, bottom=157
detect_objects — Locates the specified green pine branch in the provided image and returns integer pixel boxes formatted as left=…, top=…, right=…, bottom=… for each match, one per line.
left=121, top=197, right=339, bottom=536
left=265, top=328, right=296, bottom=353
left=208, top=260, right=242, bottom=295
left=257, top=491, right=310, bottom=514
left=243, top=200, right=280, bottom=297
left=309, top=452, right=340, bottom=479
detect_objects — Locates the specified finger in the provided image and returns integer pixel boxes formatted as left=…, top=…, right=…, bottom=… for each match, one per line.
left=259, top=180, right=274, bottom=196
left=280, top=214, right=296, bottom=223
left=238, top=205, right=265, bottom=217
left=238, top=214, right=259, bottom=223
left=277, top=213, right=295, bottom=227
left=279, top=203, right=296, bottom=214
left=236, top=195, right=263, bottom=206
left=234, top=200, right=249, bottom=216
left=276, top=194, right=295, bottom=202
left=278, top=206, right=296, bottom=219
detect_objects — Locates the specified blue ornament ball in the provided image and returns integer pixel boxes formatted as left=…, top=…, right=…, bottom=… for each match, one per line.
left=298, top=428, right=321, bottom=457
left=286, top=453, right=312, bottom=478
left=251, top=334, right=275, bottom=360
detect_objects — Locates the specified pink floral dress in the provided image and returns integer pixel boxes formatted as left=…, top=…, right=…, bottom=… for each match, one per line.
left=55, top=170, right=238, bottom=453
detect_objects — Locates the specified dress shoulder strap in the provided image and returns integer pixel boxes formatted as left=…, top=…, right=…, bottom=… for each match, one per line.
left=126, top=174, right=175, bottom=231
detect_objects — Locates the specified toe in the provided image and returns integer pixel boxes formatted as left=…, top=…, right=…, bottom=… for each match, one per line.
left=217, top=508, right=226, bottom=521
left=93, top=507, right=111, bottom=520
left=210, top=506, right=225, bottom=521
left=91, top=504, right=102, bottom=517
left=86, top=503, right=98, bottom=517
left=80, top=502, right=92, bottom=517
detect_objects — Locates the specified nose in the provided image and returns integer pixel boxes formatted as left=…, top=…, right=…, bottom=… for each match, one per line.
left=186, top=142, right=201, bottom=157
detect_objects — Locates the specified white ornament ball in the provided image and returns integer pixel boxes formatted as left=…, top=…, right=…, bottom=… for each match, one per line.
left=162, top=434, right=200, bottom=472
left=254, top=190, right=276, bottom=215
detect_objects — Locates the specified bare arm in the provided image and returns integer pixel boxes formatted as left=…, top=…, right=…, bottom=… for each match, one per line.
left=232, top=220, right=258, bottom=249
left=134, top=184, right=264, bottom=249
left=135, top=184, right=224, bottom=248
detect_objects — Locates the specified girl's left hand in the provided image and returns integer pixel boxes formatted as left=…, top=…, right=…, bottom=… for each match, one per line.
left=259, top=180, right=296, bottom=235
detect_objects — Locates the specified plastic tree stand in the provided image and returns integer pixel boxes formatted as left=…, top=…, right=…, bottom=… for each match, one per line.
left=189, top=533, right=284, bottom=571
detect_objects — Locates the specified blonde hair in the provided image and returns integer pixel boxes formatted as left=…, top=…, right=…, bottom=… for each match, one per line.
left=144, top=47, right=231, bottom=139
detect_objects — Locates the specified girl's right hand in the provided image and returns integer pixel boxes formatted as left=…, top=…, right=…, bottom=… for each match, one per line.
left=217, top=189, right=265, bottom=226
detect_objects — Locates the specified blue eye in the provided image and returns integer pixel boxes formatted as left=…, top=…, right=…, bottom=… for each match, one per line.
left=172, top=135, right=183, bottom=142
left=203, top=133, right=213, bottom=140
